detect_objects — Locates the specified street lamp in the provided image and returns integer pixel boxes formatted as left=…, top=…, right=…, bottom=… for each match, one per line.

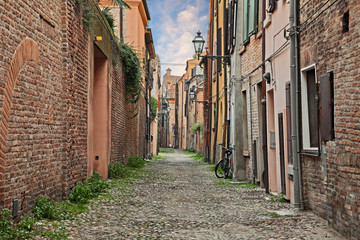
left=189, top=90, right=195, bottom=101
left=192, top=31, right=230, bottom=63
left=192, top=30, right=205, bottom=59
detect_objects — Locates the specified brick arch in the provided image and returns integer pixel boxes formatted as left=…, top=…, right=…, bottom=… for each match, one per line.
left=0, top=38, right=40, bottom=207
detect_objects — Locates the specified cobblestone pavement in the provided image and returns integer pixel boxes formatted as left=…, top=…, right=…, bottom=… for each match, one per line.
left=66, top=149, right=344, bottom=240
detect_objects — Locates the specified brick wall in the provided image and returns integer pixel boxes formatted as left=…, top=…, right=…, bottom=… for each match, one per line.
left=300, top=0, right=360, bottom=238
left=62, top=0, right=90, bottom=197
left=0, top=0, right=145, bottom=216
left=240, top=33, right=263, bottom=181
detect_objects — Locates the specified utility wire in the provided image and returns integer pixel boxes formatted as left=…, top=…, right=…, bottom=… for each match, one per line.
left=300, top=0, right=340, bottom=31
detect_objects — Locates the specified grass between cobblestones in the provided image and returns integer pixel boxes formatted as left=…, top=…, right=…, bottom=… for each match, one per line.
left=159, top=148, right=174, bottom=153
left=0, top=156, right=150, bottom=240
left=185, top=149, right=260, bottom=189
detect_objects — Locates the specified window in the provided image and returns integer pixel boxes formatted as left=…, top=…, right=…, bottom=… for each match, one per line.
left=342, top=11, right=349, bottom=33
left=301, top=65, right=319, bottom=149
left=268, top=0, right=277, bottom=13
left=243, top=0, right=259, bottom=44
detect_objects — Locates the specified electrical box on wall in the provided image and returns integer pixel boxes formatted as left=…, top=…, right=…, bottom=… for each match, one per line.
left=270, top=131, right=276, bottom=149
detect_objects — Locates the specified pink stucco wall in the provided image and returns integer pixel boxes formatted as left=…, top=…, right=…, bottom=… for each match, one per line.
left=264, top=1, right=293, bottom=202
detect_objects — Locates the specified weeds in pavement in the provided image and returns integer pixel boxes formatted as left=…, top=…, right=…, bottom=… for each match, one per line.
left=153, top=155, right=165, bottom=159
left=127, top=155, right=147, bottom=168
left=108, top=162, right=132, bottom=179
left=267, top=194, right=288, bottom=203
left=2, top=158, right=149, bottom=239
left=159, top=148, right=174, bottom=153
left=69, top=172, right=109, bottom=204
left=0, top=208, right=56, bottom=240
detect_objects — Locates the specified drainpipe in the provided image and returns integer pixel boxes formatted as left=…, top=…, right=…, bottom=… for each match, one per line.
left=213, top=0, right=220, bottom=163
left=262, top=0, right=269, bottom=193
left=290, top=0, right=303, bottom=210
left=249, top=76, right=255, bottom=183
left=223, top=0, right=228, bottom=150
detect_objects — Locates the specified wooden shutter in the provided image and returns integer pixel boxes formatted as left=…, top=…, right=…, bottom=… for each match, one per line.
left=243, top=0, right=249, bottom=43
left=217, top=28, right=222, bottom=72
left=248, top=0, right=258, bottom=36
left=227, top=1, right=233, bottom=53
left=232, top=0, right=237, bottom=48
left=224, top=7, right=229, bottom=55
left=278, top=113, right=286, bottom=194
left=320, top=72, right=334, bottom=141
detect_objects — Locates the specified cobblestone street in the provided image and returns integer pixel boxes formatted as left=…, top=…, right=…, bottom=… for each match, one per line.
left=66, top=149, right=344, bottom=240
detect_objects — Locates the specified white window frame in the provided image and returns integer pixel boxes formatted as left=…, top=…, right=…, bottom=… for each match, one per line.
left=301, top=64, right=318, bottom=151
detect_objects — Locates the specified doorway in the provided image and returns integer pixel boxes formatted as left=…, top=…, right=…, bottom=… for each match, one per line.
left=88, top=45, right=109, bottom=178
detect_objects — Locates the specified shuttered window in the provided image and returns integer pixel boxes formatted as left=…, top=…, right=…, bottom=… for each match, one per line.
left=228, top=0, right=237, bottom=53
left=243, top=0, right=258, bottom=44
left=217, top=28, right=222, bottom=72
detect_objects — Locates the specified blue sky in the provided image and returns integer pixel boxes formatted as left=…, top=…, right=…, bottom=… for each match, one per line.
left=147, top=0, right=209, bottom=78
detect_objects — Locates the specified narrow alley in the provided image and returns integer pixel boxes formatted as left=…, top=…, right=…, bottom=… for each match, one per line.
left=63, top=149, right=344, bottom=240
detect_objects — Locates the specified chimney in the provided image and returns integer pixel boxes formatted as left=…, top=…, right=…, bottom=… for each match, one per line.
left=166, top=68, right=172, bottom=76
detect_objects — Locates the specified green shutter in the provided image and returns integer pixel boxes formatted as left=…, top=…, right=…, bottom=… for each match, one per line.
left=248, top=0, right=258, bottom=36
left=243, top=0, right=249, bottom=43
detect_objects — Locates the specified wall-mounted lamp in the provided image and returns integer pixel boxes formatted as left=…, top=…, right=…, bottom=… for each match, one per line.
left=189, top=90, right=195, bottom=101
left=192, top=31, right=229, bottom=64
left=263, top=72, right=271, bottom=84
left=94, top=36, right=103, bottom=42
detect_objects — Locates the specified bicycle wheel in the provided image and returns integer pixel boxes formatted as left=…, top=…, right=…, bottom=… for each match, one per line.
left=215, top=158, right=225, bottom=178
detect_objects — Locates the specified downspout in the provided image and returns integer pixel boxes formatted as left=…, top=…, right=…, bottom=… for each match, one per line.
left=290, top=0, right=303, bottom=210
left=213, top=0, right=220, bottom=163
left=261, top=0, right=269, bottom=192
left=249, top=76, right=255, bottom=183
left=223, top=0, right=228, bottom=150
left=205, top=1, right=214, bottom=162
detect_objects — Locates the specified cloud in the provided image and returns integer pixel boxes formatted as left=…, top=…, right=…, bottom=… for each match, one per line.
left=149, top=0, right=208, bottom=78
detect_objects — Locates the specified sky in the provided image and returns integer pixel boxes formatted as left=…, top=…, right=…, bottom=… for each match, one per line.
left=147, top=0, right=209, bottom=79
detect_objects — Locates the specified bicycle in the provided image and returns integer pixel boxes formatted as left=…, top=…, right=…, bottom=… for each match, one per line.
left=214, top=146, right=233, bottom=179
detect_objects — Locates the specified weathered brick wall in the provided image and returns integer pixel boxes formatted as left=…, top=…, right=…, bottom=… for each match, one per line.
left=300, top=0, right=360, bottom=238
left=240, top=34, right=263, bottom=181
left=0, top=0, right=145, bottom=216
left=62, top=0, right=89, bottom=196
left=110, top=58, right=127, bottom=163
left=0, top=0, right=90, bottom=214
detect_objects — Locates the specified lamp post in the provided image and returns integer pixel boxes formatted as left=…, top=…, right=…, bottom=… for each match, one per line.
left=192, top=30, right=230, bottom=63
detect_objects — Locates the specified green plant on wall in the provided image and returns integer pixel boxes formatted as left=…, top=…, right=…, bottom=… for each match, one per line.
left=101, top=7, right=115, bottom=33
left=191, top=121, right=203, bottom=134
left=108, top=0, right=130, bottom=9
left=151, top=96, right=158, bottom=122
left=118, top=41, right=143, bottom=105
left=75, top=0, right=129, bottom=32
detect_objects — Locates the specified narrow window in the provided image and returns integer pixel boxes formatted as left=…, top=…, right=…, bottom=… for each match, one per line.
left=301, top=66, right=319, bottom=150
left=342, top=11, right=349, bottom=33
left=306, top=69, right=319, bottom=147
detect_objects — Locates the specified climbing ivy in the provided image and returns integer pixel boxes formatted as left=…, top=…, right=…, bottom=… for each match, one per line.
left=191, top=121, right=203, bottom=134
left=118, top=41, right=143, bottom=104
left=75, top=0, right=143, bottom=106
left=151, top=97, right=158, bottom=122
